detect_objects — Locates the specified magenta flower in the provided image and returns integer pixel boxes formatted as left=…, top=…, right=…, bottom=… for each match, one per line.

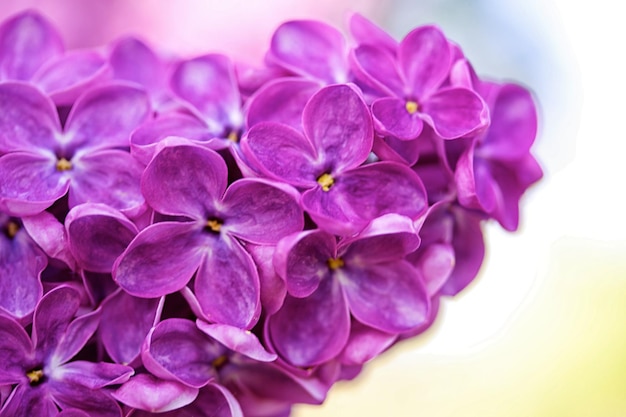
left=0, top=286, right=133, bottom=417
left=242, top=83, right=428, bottom=235
left=267, top=214, right=430, bottom=367
left=113, top=140, right=304, bottom=329
left=0, top=82, right=151, bottom=217
left=351, top=25, right=488, bottom=140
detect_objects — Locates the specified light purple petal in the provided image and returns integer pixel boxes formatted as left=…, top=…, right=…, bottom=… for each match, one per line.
left=113, top=222, right=205, bottom=298
left=112, top=374, right=198, bottom=413
left=194, top=235, right=260, bottom=329
left=351, top=45, right=403, bottom=97
left=422, top=86, right=489, bottom=139
left=371, top=97, right=423, bottom=140
left=110, top=37, right=165, bottom=91
left=65, top=203, right=138, bottom=273
left=63, top=84, right=150, bottom=152
left=32, top=285, right=81, bottom=362
left=274, top=230, right=335, bottom=298
left=0, top=384, right=57, bottom=417
left=141, top=143, right=227, bottom=218
left=22, top=211, right=76, bottom=269
left=51, top=308, right=101, bottom=366
left=69, top=149, right=145, bottom=215
left=54, top=361, right=133, bottom=389
left=0, top=223, right=46, bottom=319
left=221, top=178, right=303, bottom=245
left=196, top=322, right=276, bottom=362
left=268, top=277, right=349, bottom=367
left=399, top=25, right=451, bottom=99
left=245, top=244, right=286, bottom=315
left=0, top=82, right=60, bottom=153
left=34, top=51, right=112, bottom=105
left=241, top=122, right=319, bottom=187
left=100, top=290, right=161, bottom=365
left=170, top=54, right=241, bottom=131
left=142, top=318, right=219, bottom=388
left=302, top=84, right=373, bottom=173
left=0, top=152, right=69, bottom=216
left=246, top=78, right=320, bottom=129
left=0, top=11, right=63, bottom=81
left=341, top=261, right=430, bottom=333
left=409, top=242, right=455, bottom=296
left=0, top=315, right=33, bottom=384
left=268, top=20, right=348, bottom=83
left=339, top=320, right=397, bottom=365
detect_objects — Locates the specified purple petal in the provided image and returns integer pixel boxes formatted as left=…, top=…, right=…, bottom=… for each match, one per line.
left=0, top=152, right=69, bottom=216
left=170, top=54, right=241, bottom=131
left=0, top=82, right=60, bottom=153
left=268, top=20, right=348, bottom=83
left=268, top=277, right=349, bottom=367
left=100, top=290, right=161, bottom=365
left=0, top=315, right=33, bottom=384
left=221, top=179, right=303, bottom=245
left=0, top=222, right=46, bottom=319
left=22, top=211, right=76, bottom=269
left=274, top=230, right=335, bottom=298
left=54, top=361, right=133, bottom=389
left=0, top=384, right=58, bottom=417
left=339, top=320, right=397, bottom=365
left=245, top=244, right=286, bottom=315
left=302, top=84, right=373, bottom=173
left=246, top=78, right=320, bottom=129
left=480, top=83, right=538, bottom=160
left=0, top=11, right=63, bottom=81
left=241, top=122, right=319, bottom=187
left=130, top=115, right=222, bottom=165
left=109, top=37, right=165, bottom=91
left=351, top=45, right=403, bottom=97
left=372, top=134, right=422, bottom=166
left=51, top=308, right=101, bottom=365
left=142, top=318, right=219, bottom=388
left=408, top=242, right=455, bottom=296
left=65, top=203, right=138, bottom=273
left=32, top=285, right=81, bottom=361
left=342, top=214, right=421, bottom=263
left=58, top=410, right=90, bottom=417
left=196, top=322, right=276, bottom=362
left=371, top=97, right=424, bottom=140
left=349, top=14, right=398, bottom=55
left=141, top=143, right=227, bottom=219
left=48, top=382, right=123, bottom=417
left=34, top=51, right=112, bottom=105
left=68, top=149, right=145, bottom=215
left=113, top=222, right=205, bottom=298
left=342, top=261, right=430, bottom=333
left=399, top=25, right=451, bottom=99
left=422, top=87, right=488, bottom=139
left=112, top=374, right=198, bottom=413
left=194, top=236, right=260, bottom=329
left=63, top=84, right=150, bottom=152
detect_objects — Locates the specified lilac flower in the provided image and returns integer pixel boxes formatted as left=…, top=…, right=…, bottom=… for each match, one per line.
left=0, top=212, right=46, bottom=319
left=0, top=82, right=150, bottom=217
left=0, top=286, right=133, bottom=417
left=113, top=140, right=304, bottom=329
left=267, top=214, right=430, bottom=367
left=242, top=83, right=428, bottom=235
left=351, top=25, right=489, bottom=140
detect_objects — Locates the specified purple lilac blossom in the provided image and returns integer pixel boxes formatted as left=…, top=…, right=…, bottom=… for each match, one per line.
left=0, top=10, right=542, bottom=416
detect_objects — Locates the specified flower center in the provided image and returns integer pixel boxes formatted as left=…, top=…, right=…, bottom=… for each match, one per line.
left=327, top=257, right=344, bottom=270
left=317, top=173, right=335, bottom=192
left=205, top=218, right=223, bottom=234
left=405, top=100, right=419, bottom=114
left=212, top=355, right=229, bottom=371
left=227, top=131, right=239, bottom=143
left=56, top=157, right=72, bottom=171
left=3, top=220, right=19, bottom=238
left=26, top=368, right=45, bottom=386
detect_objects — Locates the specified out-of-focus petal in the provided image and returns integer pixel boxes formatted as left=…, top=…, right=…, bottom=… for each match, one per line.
left=339, top=320, right=397, bottom=366
left=422, top=87, right=488, bottom=139
left=351, top=45, right=403, bottom=97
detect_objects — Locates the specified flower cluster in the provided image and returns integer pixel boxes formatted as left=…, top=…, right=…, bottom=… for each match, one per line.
left=0, top=10, right=542, bottom=417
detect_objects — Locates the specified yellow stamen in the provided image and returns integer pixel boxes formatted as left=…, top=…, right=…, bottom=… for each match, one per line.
left=205, top=219, right=222, bottom=233
left=212, top=355, right=228, bottom=370
left=5, top=221, right=19, bottom=238
left=26, top=369, right=44, bottom=384
left=227, top=131, right=239, bottom=143
left=317, top=173, right=335, bottom=192
left=56, top=157, right=72, bottom=171
left=327, top=257, right=344, bottom=270
left=405, top=100, right=419, bottom=114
